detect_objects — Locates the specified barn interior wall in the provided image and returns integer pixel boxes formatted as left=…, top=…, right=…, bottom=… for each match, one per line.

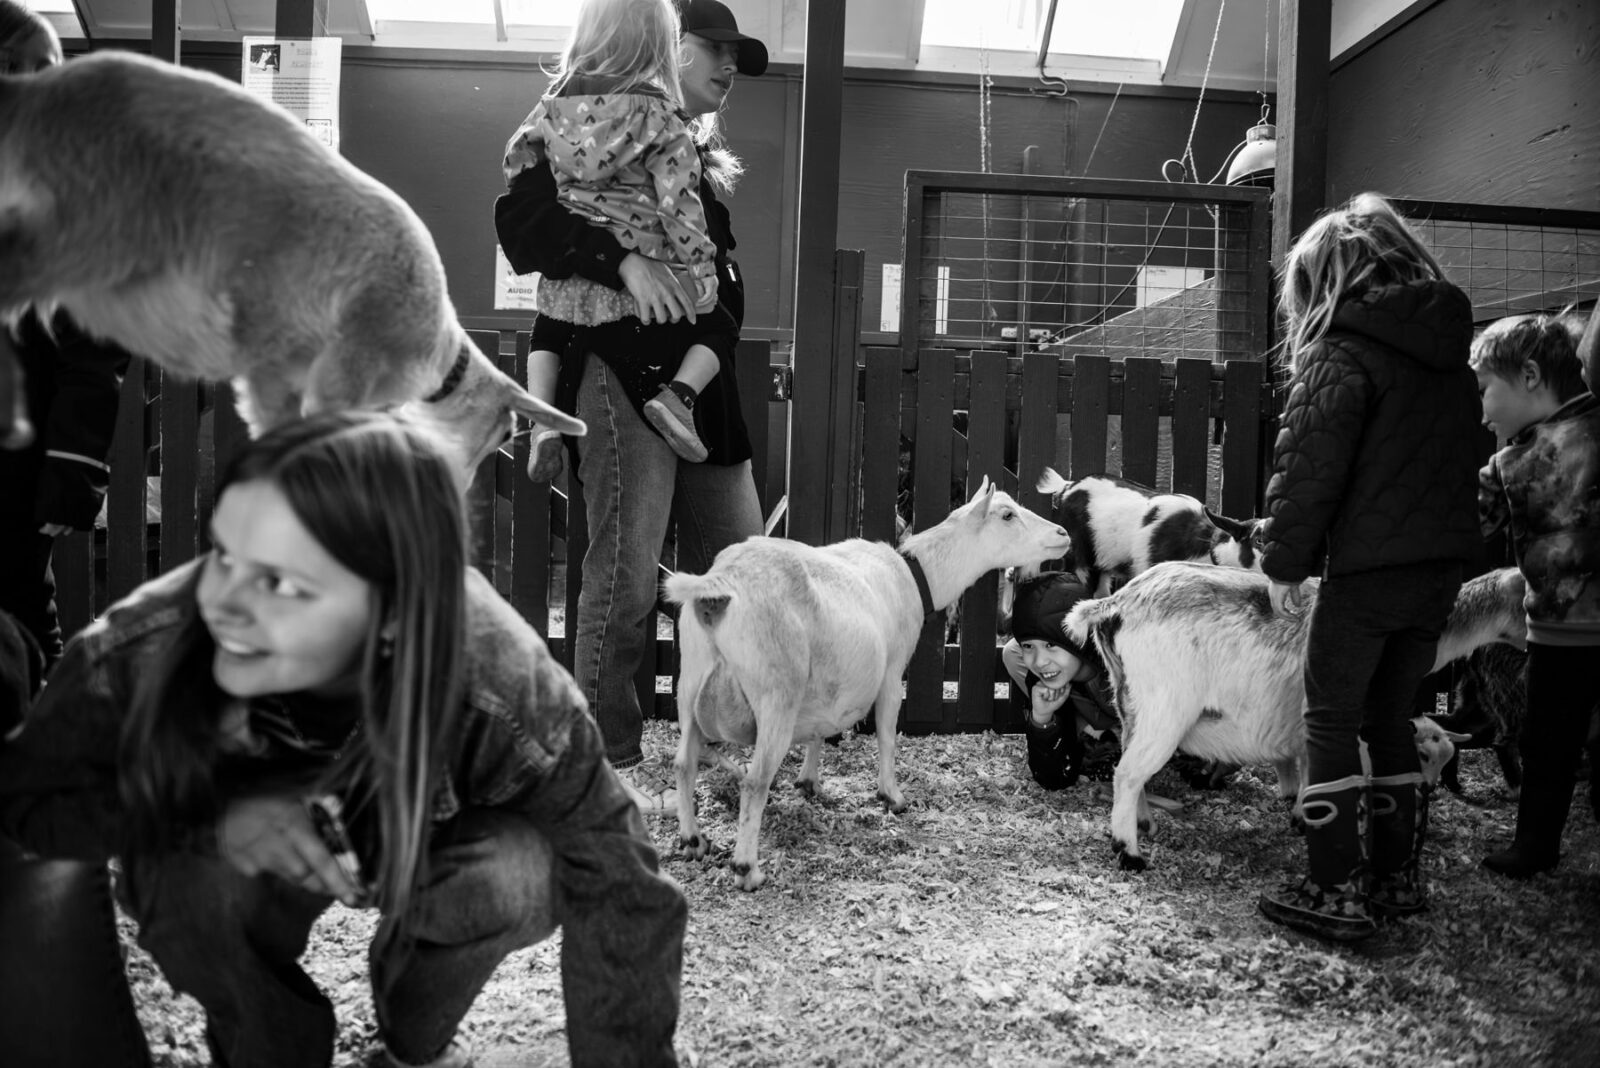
left=1327, top=0, right=1599, bottom=210
left=80, top=43, right=1261, bottom=339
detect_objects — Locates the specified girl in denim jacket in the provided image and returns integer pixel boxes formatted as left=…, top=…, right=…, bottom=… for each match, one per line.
left=0, top=412, right=685, bottom=1068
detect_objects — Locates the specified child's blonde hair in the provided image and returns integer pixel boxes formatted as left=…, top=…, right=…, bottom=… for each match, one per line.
left=1279, top=193, right=1447, bottom=372
left=1470, top=313, right=1587, bottom=402
left=549, top=0, right=683, bottom=106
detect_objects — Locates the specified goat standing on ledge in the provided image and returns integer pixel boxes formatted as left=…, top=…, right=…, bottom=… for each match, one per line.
left=0, top=52, right=585, bottom=479
left=1034, top=469, right=1263, bottom=595
left=664, top=479, right=1070, bottom=891
left=1063, top=563, right=1526, bottom=871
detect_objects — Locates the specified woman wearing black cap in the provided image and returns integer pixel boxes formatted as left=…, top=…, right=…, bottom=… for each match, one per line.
left=1000, top=571, right=1119, bottom=790
left=495, top=0, right=769, bottom=817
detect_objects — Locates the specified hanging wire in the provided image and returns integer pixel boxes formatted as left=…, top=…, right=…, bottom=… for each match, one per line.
left=1164, top=0, right=1228, bottom=184
left=978, top=44, right=996, bottom=327
left=1259, top=0, right=1273, bottom=125
left=1081, top=80, right=1123, bottom=178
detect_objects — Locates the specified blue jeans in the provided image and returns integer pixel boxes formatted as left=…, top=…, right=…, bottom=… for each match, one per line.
left=117, top=810, right=557, bottom=1068
left=573, top=355, right=761, bottom=768
left=1302, top=562, right=1462, bottom=784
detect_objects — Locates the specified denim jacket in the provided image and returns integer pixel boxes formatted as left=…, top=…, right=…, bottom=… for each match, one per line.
left=0, top=560, right=685, bottom=1068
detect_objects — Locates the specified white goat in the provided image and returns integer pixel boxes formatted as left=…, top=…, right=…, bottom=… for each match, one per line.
left=1063, top=563, right=1526, bottom=870
left=0, top=52, right=584, bottom=478
left=1035, top=469, right=1262, bottom=595
left=664, top=479, right=1071, bottom=891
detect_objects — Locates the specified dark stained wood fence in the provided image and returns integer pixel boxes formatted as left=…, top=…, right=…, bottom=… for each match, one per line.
left=57, top=332, right=1267, bottom=734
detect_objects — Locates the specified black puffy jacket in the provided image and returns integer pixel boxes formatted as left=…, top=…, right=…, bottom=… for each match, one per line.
left=1260, top=280, right=1483, bottom=583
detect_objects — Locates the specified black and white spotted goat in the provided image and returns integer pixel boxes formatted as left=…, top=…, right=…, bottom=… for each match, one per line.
left=1035, top=469, right=1263, bottom=595
left=1063, top=563, right=1527, bottom=870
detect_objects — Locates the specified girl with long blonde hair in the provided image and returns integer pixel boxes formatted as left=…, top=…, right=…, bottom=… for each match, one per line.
left=1254, top=193, right=1483, bottom=943
left=0, top=411, right=686, bottom=1068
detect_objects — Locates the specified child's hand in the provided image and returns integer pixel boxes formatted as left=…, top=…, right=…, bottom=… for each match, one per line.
left=1029, top=680, right=1071, bottom=725
left=1269, top=579, right=1308, bottom=617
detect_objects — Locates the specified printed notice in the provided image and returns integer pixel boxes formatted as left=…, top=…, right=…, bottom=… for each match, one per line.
left=241, top=37, right=343, bottom=150
left=494, top=246, right=541, bottom=312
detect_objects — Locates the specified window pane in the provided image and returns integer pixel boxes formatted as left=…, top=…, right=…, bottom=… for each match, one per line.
left=504, top=0, right=582, bottom=27
left=922, top=0, right=1184, bottom=62
left=365, top=0, right=496, bottom=23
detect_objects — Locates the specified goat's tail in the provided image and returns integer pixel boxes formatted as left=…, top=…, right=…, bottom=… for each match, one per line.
left=662, top=571, right=738, bottom=634
left=1063, top=597, right=1123, bottom=690
left=1035, top=467, right=1068, bottom=498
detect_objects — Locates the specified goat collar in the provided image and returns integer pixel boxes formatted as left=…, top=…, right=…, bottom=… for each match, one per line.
left=899, top=551, right=937, bottom=619
left=424, top=346, right=471, bottom=403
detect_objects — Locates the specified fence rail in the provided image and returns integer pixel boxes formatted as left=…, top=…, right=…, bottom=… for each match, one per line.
left=57, top=331, right=1266, bottom=734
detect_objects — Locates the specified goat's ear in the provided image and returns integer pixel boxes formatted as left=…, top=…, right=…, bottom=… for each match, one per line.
left=971, top=477, right=995, bottom=515
left=508, top=387, right=588, bottom=437
left=1203, top=505, right=1249, bottom=538
left=1444, top=729, right=1472, bottom=743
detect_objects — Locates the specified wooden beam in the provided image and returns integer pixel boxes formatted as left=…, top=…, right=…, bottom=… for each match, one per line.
left=276, top=0, right=330, bottom=38
left=786, top=0, right=849, bottom=545
left=1272, top=0, right=1331, bottom=268
left=152, top=0, right=179, bottom=63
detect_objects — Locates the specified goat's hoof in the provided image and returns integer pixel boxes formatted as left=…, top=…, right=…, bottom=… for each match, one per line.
left=732, top=862, right=766, bottom=892
left=1136, top=818, right=1153, bottom=836
left=795, top=778, right=818, bottom=798
left=679, top=833, right=710, bottom=861
left=1118, top=851, right=1148, bottom=873
left=877, top=790, right=908, bottom=814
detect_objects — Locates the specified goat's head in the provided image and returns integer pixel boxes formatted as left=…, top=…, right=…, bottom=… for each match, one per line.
left=399, top=338, right=586, bottom=480
left=953, top=477, right=1071, bottom=570
left=1434, top=567, right=1528, bottom=672
left=1411, top=716, right=1471, bottom=788
left=1203, top=505, right=1267, bottom=571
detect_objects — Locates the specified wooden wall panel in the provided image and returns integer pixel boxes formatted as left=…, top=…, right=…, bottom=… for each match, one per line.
left=1329, top=0, right=1599, bottom=210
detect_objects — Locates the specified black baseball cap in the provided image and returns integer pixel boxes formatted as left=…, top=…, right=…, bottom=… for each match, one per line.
left=679, top=0, right=769, bottom=77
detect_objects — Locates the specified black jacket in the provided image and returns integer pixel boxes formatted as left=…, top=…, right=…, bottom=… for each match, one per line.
left=1261, top=280, right=1483, bottom=583
left=0, top=310, right=130, bottom=530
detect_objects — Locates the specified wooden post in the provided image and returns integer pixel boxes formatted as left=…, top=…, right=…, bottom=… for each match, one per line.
left=786, top=0, right=848, bottom=545
left=276, top=0, right=329, bottom=37
left=1272, top=0, right=1332, bottom=267
left=152, top=0, right=180, bottom=63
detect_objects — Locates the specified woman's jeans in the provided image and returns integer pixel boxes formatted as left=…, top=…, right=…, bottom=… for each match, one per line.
left=573, top=356, right=762, bottom=768
left=0, top=837, right=151, bottom=1066
left=118, top=809, right=557, bottom=1068
left=1302, top=562, right=1463, bottom=784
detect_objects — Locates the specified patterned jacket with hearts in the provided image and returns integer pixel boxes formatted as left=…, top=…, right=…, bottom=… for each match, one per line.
left=503, top=78, right=717, bottom=326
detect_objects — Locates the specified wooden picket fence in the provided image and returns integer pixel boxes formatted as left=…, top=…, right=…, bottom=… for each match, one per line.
left=53, top=331, right=1269, bottom=734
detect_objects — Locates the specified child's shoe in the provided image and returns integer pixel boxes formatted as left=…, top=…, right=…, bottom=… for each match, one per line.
left=643, top=384, right=708, bottom=463
left=526, top=429, right=564, bottom=483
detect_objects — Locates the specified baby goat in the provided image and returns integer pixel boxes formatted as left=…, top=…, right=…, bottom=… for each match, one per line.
left=0, top=52, right=583, bottom=478
left=1035, top=469, right=1261, bottom=595
left=1064, top=563, right=1527, bottom=870
left=664, top=479, right=1070, bottom=891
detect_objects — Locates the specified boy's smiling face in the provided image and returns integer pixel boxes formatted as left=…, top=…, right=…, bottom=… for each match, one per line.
left=1476, top=362, right=1550, bottom=441
left=1018, top=639, right=1086, bottom=687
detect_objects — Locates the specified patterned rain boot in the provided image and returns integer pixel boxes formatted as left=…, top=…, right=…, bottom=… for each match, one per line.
left=1369, top=771, right=1430, bottom=916
left=1258, top=774, right=1377, bottom=942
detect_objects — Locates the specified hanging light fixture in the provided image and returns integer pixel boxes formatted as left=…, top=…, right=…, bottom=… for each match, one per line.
left=1226, top=120, right=1277, bottom=187
left=1228, top=1, right=1278, bottom=189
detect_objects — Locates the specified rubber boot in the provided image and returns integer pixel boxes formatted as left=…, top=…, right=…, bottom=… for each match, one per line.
left=1258, top=775, right=1376, bottom=942
left=1369, top=771, right=1430, bottom=916
left=1482, top=776, right=1569, bottom=878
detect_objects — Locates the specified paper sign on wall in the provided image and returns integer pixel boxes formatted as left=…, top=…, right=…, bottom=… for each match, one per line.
left=495, top=246, right=541, bottom=312
left=241, top=36, right=343, bottom=150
